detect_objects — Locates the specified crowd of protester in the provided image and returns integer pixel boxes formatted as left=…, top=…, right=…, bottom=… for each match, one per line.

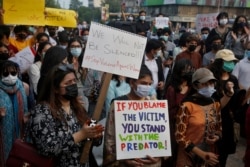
left=0, top=10, right=250, bottom=167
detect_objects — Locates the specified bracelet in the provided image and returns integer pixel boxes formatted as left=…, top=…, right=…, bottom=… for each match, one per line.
left=185, top=142, right=195, bottom=153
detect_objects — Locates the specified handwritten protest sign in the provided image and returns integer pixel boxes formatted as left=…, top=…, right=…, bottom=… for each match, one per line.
left=114, top=100, right=171, bottom=160
left=3, top=0, right=45, bottom=25
left=155, top=17, right=169, bottom=29
left=9, top=47, right=35, bottom=73
left=196, top=13, right=218, bottom=32
left=82, top=22, right=147, bottom=79
left=45, top=8, right=77, bottom=27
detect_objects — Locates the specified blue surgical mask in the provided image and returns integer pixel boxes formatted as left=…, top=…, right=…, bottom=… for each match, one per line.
left=134, top=84, right=151, bottom=98
left=70, top=48, right=82, bottom=57
left=140, top=16, right=146, bottom=21
left=245, top=50, right=250, bottom=59
left=160, top=35, right=168, bottom=42
left=198, top=86, right=216, bottom=98
left=223, top=61, right=235, bottom=72
left=201, top=34, right=208, bottom=40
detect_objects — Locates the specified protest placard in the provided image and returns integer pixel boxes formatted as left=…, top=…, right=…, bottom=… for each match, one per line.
left=114, top=100, right=171, bottom=160
left=45, top=8, right=77, bottom=27
left=3, top=0, right=45, bottom=25
left=9, top=47, right=35, bottom=74
left=196, top=13, right=218, bottom=32
left=155, top=17, right=169, bottom=29
left=82, top=22, right=147, bottom=79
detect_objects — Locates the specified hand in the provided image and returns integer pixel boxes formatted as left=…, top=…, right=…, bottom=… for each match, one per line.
left=202, top=152, right=219, bottom=166
left=137, top=155, right=161, bottom=165
left=231, top=31, right=237, bottom=40
left=205, top=135, right=219, bottom=145
left=225, top=81, right=234, bottom=96
left=81, top=123, right=104, bottom=139
left=157, top=81, right=164, bottom=90
left=0, top=107, right=6, bottom=117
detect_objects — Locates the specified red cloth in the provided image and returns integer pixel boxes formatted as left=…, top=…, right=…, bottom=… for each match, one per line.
left=175, top=50, right=202, bottom=69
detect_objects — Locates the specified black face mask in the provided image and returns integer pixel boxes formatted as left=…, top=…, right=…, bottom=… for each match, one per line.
left=237, top=22, right=246, bottom=29
left=0, top=53, right=10, bottom=61
left=62, top=84, right=78, bottom=100
left=188, top=45, right=196, bottom=52
left=211, top=44, right=221, bottom=51
left=17, top=33, right=27, bottom=40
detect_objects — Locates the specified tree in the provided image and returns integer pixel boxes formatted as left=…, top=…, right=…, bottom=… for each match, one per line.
left=77, top=6, right=101, bottom=23
left=69, top=0, right=82, bottom=11
left=45, top=0, right=61, bottom=8
left=101, top=0, right=121, bottom=13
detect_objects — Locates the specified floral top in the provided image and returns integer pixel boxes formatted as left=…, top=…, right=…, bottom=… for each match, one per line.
left=29, top=103, right=85, bottom=167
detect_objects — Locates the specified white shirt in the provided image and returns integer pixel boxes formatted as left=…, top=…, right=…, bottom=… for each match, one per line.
left=232, top=57, right=250, bottom=90
left=144, top=55, right=158, bottom=89
left=27, top=61, right=41, bottom=94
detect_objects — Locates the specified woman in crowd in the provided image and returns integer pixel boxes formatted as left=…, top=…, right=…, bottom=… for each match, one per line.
left=0, top=60, right=28, bottom=166
left=103, top=65, right=164, bottom=167
left=28, top=41, right=52, bottom=98
left=67, top=38, right=89, bottom=110
left=29, top=63, right=104, bottom=167
left=0, top=42, right=10, bottom=60
left=224, top=15, right=250, bottom=60
left=208, top=49, right=245, bottom=167
left=163, top=58, right=193, bottom=166
left=205, top=12, right=230, bottom=53
left=175, top=68, right=221, bottom=167
left=37, top=46, right=69, bottom=97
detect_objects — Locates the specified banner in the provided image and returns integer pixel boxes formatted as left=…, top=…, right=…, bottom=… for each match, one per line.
left=196, top=13, right=218, bottom=33
left=3, top=0, right=45, bottom=25
left=45, top=8, right=77, bottom=27
left=9, top=47, right=35, bottom=74
left=114, top=100, right=171, bottom=160
left=82, top=22, right=147, bottom=79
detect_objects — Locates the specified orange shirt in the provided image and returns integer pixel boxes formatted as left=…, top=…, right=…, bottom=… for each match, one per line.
left=9, top=37, right=35, bottom=51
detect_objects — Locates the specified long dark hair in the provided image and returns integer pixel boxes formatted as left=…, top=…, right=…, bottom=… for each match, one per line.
left=34, top=41, right=52, bottom=63
left=38, top=64, right=88, bottom=125
left=232, top=15, right=249, bottom=34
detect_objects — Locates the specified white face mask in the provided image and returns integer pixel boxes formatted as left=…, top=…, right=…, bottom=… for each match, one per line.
left=128, top=16, right=134, bottom=21
left=155, top=50, right=161, bottom=58
left=83, top=35, right=88, bottom=41
left=201, top=34, right=208, bottom=40
left=198, top=86, right=216, bottom=98
left=2, top=74, right=18, bottom=86
left=140, top=16, right=146, bottom=21
left=219, top=19, right=228, bottom=25
left=70, top=48, right=82, bottom=57
left=134, top=84, right=151, bottom=97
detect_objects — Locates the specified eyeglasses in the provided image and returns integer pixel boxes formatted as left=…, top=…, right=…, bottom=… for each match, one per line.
left=57, top=63, right=75, bottom=72
left=2, top=71, right=17, bottom=77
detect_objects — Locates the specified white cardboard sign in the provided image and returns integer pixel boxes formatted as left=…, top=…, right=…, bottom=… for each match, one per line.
left=82, top=22, right=147, bottom=79
left=155, top=17, right=169, bottom=29
left=196, top=13, right=218, bottom=32
left=114, top=100, right=172, bottom=160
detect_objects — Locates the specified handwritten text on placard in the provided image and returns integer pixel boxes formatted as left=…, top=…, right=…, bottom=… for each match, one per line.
left=82, top=22, right=147, bottom=79
left=114, top=100, right=171, bottom=160
left=196, top=13, right=218, bottom=32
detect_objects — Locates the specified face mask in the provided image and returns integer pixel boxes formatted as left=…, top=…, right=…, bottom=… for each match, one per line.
left=83, top=35, right=88, bottom=41
left=160, top=35, right=168, bottom=42
left=155, top=50, right=161, bottom=58
left=62, top=84, right=78, bottom=100
left=237, top=22, right=246, bottom=29
left=134, top=84, right=151, bottom=98
left=59, top=45, right=67, bottom=49
left=219, top=19, right=228, bottom=25
left=140, top=16, right=146, bottom=21
left=201, top=34, right=208, bottom=40
left=70, top=48, right=82, bottom=57
left=82, top=24, right=87, bottom=28
left=223, top=61, right=235, bottom=72
left=41, top=52, right=46, bottom=59
left=128, top=16, right=134, bottom=21
left=17, top=33, right=27, bottom=40
left=211, top=44, right=221, bottom=51
left=198, top=86, right=216, bottom=98
left=2, top=74, right=18, bottom=86
left=188, top=45, right=196, bottom=52
left=0, top=53, right=10, bottom=61
left=28, top=26, right=36, bottom=34
left=245, top=50, right=250, bottom=59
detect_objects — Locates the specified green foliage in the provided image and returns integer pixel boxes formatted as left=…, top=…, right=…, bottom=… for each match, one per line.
left=101, top=0, right=121, bottom=13
left=69, top=0, right=82, bottom=10
left=77, top=6, right=101, bottom=23
left=45, top=0, right=61, bottom=8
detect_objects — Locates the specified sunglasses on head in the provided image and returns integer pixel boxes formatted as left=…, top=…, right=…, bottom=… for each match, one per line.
left=57, top=63, right=74, bottom=72
left=2, top=71, right=17, bottom=77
